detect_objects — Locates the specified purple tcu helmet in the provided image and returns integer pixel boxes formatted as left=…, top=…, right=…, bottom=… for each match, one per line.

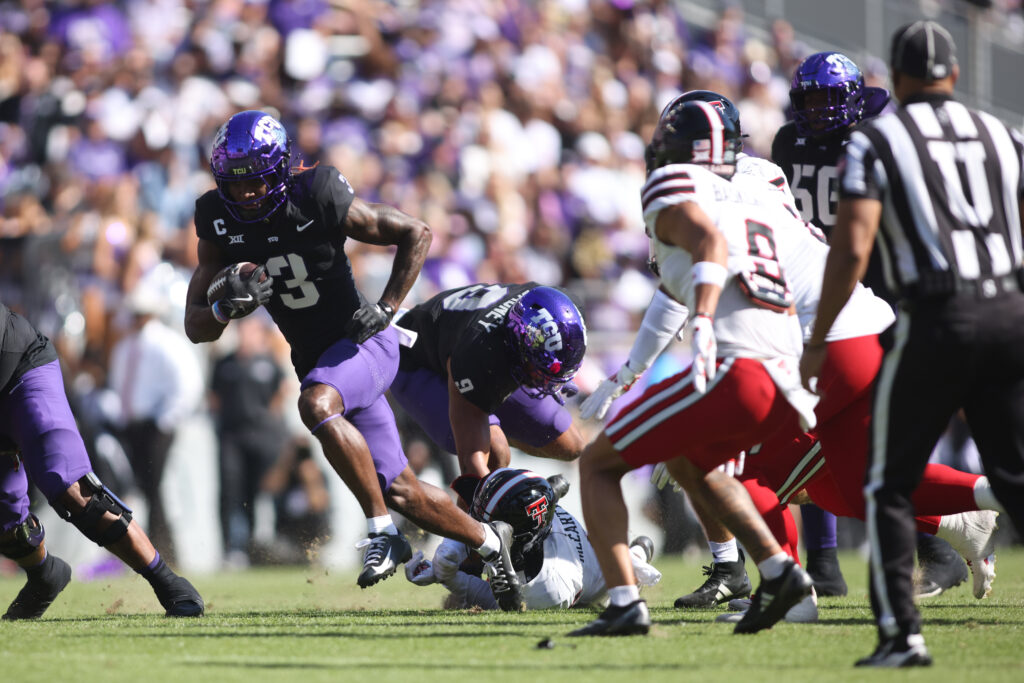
left=470, top=468, right=556, bottom=561
left=789, top=51, right=890, bottom=138
left=505, top=286, right=586, bottom=399
left=645, top=99, right=742, bottom=177
left=210, top=110, right=291, bottom=222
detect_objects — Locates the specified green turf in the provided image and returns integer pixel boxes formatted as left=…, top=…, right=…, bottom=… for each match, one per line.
left=3, top=549, right=1024, bottom=681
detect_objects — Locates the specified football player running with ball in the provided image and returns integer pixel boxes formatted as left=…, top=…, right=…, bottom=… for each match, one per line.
left=185, top=111, right=520, bottom=605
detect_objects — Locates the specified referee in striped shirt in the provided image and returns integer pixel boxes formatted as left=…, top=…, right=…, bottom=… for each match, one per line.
left=800, top=21, right=1024, bottom=667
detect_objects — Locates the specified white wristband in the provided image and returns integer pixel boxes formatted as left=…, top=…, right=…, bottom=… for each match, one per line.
left=691, top=261, right=728, bottom=288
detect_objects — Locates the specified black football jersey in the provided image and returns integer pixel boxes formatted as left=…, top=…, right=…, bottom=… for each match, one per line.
left=772, top=121, right=894, bottom=303
left=771, top=121, right=849, bottom=236
left=195, top=165, right=361, bottom=378
left=396, top=283, right=537, bottom=414
left=0, top=302, right=57, bottom=395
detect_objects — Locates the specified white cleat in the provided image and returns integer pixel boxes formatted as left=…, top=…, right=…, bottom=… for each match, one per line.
left=937, top=510, right=998, bottom=599
left=966, top=553, right=997, bottom=600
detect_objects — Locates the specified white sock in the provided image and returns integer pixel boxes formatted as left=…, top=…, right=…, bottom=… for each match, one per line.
left=608, top=584, right=640, bottom=607
left=973, top=476, right=1007, bottom=514
left=368, top=515, right=397, bottom=535
left=476, top=524, right=501, bottom=557
left=757, top=552, right=790, bottom=580
left=709, top=539, right=739, bottom=564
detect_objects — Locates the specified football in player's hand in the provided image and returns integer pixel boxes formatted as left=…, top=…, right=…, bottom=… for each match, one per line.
left=206, top=262, right=263, bottom=305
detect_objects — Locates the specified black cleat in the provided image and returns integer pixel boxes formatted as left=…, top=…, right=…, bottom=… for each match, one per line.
left=915, top=534, right=968, bottom=598
left=568, top=600, right=651, bottom=637
left=2, top=555, right=72, bottom=620
left=855, top=634, right=933, bottom=668
left=154, top=574, right=205, bottom=617
left=357, top=532, right=413, bottom=588
left=733, top=561, right=813, bottom=634
left=806, top=547, right=848, bottom=597
left=483, top=521, right=523, bottom=612
left=629, top=536, right=655, bottom=564
left=675, top=549, right=751, bottom=608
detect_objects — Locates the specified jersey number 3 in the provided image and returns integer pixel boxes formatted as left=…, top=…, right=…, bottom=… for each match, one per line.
left=265, top=253, right=320, bottom=309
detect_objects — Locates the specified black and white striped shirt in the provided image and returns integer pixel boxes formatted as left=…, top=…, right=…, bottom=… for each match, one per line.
left=839, top=92, right=1024, bottom=298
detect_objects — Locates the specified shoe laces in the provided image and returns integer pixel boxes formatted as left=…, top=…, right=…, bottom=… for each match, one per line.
left=356, top=535, right=390, bottom=566
left=489, top=564, right=513, bottom=594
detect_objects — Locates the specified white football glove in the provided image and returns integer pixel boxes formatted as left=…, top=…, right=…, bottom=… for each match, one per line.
left=432, top=538, right=469, bottom=584
left=690, top=314, right=717, bottom=394
left=404, top=550, right=438, bottom=586
left=650, top=462, right=681, bottom=492
left=579, top=363, right=639, bottom=420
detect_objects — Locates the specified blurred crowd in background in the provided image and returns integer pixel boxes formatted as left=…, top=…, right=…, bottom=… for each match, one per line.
left=0, top=0, right=1013, bottom=574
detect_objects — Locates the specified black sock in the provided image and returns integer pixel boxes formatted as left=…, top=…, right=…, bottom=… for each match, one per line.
left=25, top=553, right=56, bottom=579
left=807, top=546, right=838, bottom=564
left=139, top=552, right=176, bottom=588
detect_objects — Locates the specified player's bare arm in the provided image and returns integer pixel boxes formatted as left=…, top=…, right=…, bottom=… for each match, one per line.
left=343, top=197, right=431, bottom=310
left=184, top=238, right=232, bottom=343
left=801, top=196, right=881, bottom=390
left=446, top=357, right=492, bottom=478
left=655, top=201, right=728, bottom=314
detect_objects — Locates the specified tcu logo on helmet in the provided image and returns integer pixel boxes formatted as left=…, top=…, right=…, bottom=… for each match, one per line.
left=526, top=496, right=549, bottom=528
left=253, top=115, right=283, bottom=145
left=529, top=308, right=563, bottom=353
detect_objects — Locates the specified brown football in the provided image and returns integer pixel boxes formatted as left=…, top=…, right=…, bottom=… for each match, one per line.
left=206, top=262, right=261, bottom=304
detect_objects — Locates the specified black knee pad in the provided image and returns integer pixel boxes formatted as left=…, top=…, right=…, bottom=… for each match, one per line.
left=0, top=513, right=45, bottom=560
left=53, top=472, right=134, bottom=547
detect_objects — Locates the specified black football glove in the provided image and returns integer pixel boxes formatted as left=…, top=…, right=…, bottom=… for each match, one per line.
left=346, top=301, right=394, bottom=344
left=213, top=265, right=274, bottom=320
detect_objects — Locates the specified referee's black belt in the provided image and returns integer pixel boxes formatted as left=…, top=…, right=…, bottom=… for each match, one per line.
left=903, top=270, right=1024, bottom=300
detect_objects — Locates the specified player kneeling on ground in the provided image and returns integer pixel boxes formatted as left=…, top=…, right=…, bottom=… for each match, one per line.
left=405, top=468, right=660, bottom=610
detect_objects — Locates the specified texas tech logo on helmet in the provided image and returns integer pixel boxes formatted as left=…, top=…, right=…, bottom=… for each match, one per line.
left=526, top=496, right=549, bottom=529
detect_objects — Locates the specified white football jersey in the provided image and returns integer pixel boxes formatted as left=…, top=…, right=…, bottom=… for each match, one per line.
left=519, top=506, right=607, bottom=609
left=641, top=162, right=804, bottom=360
left=737, top=153, right=796, bottom=206
left=729, top=173, right=896, bottom=341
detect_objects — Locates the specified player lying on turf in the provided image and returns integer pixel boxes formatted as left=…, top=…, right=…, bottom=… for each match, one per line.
left=404, top=468, right=660, bottom=610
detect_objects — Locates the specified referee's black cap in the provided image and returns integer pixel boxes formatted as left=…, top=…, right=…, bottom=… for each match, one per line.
left=890, top=20, right=957, bottom=81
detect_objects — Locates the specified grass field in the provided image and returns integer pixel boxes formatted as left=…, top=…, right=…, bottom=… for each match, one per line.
left=2, top=548, right=1024, bottom=682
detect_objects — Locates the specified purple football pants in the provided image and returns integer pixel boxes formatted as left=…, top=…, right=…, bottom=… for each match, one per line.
left=302, top=326, right=408, bottom=492
left=389, top=366, right=573, bottom=455
left=0, top=360, right=92, bottom=533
